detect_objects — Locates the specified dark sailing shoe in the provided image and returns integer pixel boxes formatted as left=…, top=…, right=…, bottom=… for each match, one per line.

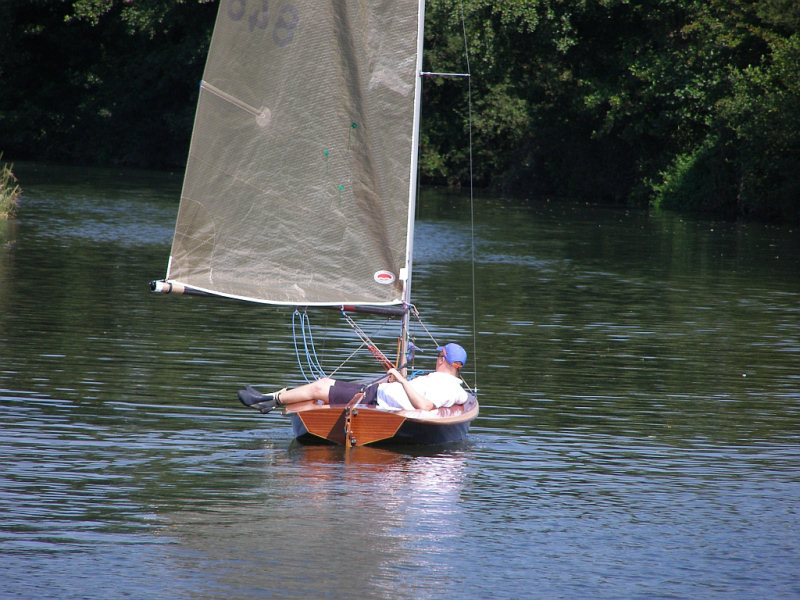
left=238, top=385, right=284, bottom=413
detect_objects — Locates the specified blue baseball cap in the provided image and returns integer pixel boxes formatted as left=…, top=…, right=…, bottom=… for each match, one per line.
left=437, top=343, right=467, bottom=367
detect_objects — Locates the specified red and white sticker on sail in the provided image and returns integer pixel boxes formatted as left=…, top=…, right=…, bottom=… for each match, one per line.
left=373, top=270, right=396, bottom=285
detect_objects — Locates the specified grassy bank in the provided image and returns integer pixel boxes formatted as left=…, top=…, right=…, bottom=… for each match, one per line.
left=0, top=154, right=20, bottom=219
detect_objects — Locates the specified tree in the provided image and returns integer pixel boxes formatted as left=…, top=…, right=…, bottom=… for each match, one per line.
left=1, top=0, right=798, bottom=222
left=653, top=1, right=800, bottom=221
left=0, top=0, right=215, bottom=167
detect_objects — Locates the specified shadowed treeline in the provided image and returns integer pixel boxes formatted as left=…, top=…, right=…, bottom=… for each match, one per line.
left=1, top=0, right=798, bottom=223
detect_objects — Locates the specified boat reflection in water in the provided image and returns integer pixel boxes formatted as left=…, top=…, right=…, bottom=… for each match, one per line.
left=161, top=443, right=470, bottom=598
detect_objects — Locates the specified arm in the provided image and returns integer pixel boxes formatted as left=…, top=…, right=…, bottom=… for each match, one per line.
left=386, top=368, right=435, bottom=410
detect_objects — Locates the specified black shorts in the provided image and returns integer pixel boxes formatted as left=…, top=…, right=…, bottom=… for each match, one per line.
left=329, top=381, right=378, bottom=406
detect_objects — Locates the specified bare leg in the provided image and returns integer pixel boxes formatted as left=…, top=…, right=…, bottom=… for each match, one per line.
left=277, top=378, right=336, bottom=405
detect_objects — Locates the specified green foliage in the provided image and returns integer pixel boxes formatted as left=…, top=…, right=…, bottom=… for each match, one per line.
left=420, top=0, right=800, bottom=221
left=721, top=34, right=800, bottom=222
left=0, top=153, right=21, bottom=219
left=651, top=134, right=738, bottom=216
left=1, top=0, right=799, bottom=222
left=68, top=0, right=215, bottom=37
left=652, top=22, right=800, bottom=222
left=0, top=0, right=216, bottom=168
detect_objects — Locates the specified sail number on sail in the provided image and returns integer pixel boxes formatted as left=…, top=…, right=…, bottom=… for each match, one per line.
left=227, top=0, right=299, bottom=46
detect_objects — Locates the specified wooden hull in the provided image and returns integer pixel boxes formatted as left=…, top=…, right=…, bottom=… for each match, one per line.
left=286, top=397, right=478, bottom=447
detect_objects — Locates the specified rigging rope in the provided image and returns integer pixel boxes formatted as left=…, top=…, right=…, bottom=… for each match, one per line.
left=289, top=306, right=477, bottom=394
left=460, top=0, right=479, bottom=398
left=291, top=308, right=400, bottom=380
left=292, top=309, right=327, bottom=382
left=340, top=311, right=394, bottom=370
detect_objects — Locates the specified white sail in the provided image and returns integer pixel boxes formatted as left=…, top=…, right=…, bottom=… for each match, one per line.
left=165, top=0, right=423, bottom=306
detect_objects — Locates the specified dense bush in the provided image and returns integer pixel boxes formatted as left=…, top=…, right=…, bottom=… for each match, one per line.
left=0, top=0, right=797, bottom=222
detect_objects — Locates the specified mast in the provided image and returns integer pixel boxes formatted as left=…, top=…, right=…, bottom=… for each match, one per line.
left=399, top=0, right=426, bottom=370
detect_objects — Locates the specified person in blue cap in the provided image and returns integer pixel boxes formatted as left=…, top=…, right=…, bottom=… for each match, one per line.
left=239, top=343, right=468, bottom=413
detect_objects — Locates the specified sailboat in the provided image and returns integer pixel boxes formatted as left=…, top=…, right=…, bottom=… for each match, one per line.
left=151, top=0, right=478, bottom=446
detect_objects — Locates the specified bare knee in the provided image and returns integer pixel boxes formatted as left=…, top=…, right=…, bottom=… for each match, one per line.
left=310, top=378, right=335, bottom=400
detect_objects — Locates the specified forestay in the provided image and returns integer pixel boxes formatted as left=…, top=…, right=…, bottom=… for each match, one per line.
left=166, top=0, right=423, bottom=306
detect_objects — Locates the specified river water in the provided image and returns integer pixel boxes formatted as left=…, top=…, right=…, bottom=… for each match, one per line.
left=1, top=164, right=799, bottom=599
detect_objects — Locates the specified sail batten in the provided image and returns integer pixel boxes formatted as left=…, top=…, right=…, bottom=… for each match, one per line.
left=167, top=1, right=421, bottom=306
left=200, top=81, right=265, bottom=120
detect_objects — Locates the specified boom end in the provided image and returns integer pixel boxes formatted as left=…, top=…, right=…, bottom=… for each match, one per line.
left=149, top=280, right=185, bottom=294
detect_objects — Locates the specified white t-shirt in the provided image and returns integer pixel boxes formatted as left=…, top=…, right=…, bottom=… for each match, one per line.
left=376, top=371, right=468, bottom=411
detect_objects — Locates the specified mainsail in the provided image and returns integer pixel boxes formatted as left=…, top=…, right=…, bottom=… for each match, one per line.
left=164, top=0, right=423, bottom=306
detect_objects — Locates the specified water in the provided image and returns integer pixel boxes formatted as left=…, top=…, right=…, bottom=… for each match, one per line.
left=1, top=164, right=799, bottom=599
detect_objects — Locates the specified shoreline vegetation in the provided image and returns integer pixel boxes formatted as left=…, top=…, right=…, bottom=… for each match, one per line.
left=0, top=1, right=798, bottom=224
left=0, top=154, right=20, bottom=220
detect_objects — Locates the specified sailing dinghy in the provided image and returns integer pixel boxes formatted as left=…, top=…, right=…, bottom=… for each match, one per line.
left=151, top=0, right=478, bottom=446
